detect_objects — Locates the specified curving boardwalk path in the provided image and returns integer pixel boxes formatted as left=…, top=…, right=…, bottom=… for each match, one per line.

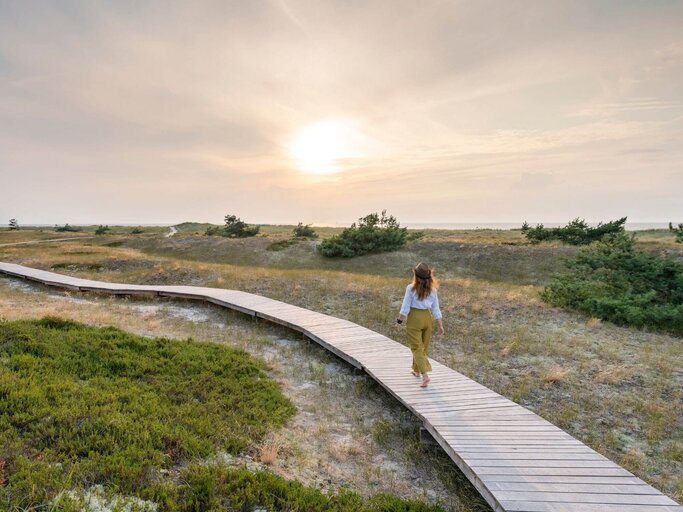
left=1, top=261, right=680, bottom=512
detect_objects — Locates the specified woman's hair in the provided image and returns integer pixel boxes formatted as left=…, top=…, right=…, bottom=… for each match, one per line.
left=411, top=262, right=438, bottom=300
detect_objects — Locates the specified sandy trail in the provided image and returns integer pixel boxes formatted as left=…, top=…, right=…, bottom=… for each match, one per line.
left=165, top=226, right=178, bottom=238
left=0, top=236, right=95, bottom=247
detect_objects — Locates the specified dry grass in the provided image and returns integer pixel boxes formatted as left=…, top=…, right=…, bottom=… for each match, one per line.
left=586, top=317, right=602, bottom=328
left=594, top=365, right=630, bottom=385
left=542, top=366, right=572, bottom=383
left=258, top=435, right=283, bottom=466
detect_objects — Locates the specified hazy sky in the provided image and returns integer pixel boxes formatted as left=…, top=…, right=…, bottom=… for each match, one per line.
left=1, top=0, right=682, bottom=225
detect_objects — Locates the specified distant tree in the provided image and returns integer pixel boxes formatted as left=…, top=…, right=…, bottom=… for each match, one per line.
left=223, top=214, right=260, bottom=238
left=54, top=224, right=82, bottom=233
left=130, top=227, right=144, bottom=234
left=292, top=222, right=318, bottom=239
left=319, top=210, right=409, bottom=258
left=205, top=215, right=260, bottom=238
left=669, top=222, right=674, bottom=231
left=523, top=217, right=627, bottom=245
left=95, top=225, right=111, bottom=235
left=8, top=218, right=19, bottom=230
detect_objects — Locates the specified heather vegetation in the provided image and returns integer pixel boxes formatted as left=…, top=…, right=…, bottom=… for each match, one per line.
left=181, top=465, right=445, bottom=512
left=522, top=217, right=626, bottom=245
left=542, top=233, right=683, bottom=335
left=0, top=317, right=296, bottom=510
left=319, top=211, right=416, bottom=258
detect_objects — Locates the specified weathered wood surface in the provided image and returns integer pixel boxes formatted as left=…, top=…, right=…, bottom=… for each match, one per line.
left=0, top=261, right=680, bottom=512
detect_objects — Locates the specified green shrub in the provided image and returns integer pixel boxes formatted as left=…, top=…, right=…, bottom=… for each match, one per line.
left=95, top=224, right=110, bottom=235
left=54, top=223, right=82, bottom=233
left=131, top=227, right=145, bottom=234
left=205, top=215, right=260, bottom=238
left=0, top=318, right=295, bottom=508
left=179, top=465, right=446, bottom=512
left=319, top=211, right=409, bottom=258
left=542, top=233, right=683, bottom=334
left=523, top=217, right=626, bottom=245
left=293, top=222, right=318, bottom=239
left=267, top=239, right=299, bottom=251
left=670, top=222, right=683, bottom=243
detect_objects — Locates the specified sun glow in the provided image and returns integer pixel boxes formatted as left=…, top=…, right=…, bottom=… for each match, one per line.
left=290, top=118, right=355, bottom=174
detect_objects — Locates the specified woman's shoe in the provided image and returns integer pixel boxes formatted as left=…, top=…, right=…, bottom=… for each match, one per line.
left=411, top=371, right=421, bottom=378
left=420, top=376, right=430, bottom=388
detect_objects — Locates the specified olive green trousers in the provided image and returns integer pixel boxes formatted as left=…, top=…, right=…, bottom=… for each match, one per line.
left=406, top=308, right=433, bottom=373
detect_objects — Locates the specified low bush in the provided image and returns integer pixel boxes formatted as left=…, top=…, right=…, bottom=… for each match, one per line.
left=179, top=464, right=446, bottom=512
left=131, top=227, right=145, bottom=234
left=293, top=222, right=318, bottom=239
left=267, top=239, right=299, bottom=251
left=319, top=211, right=410, bottom=258
left=0, top=318, right=295, bottom=508
left=522, top=217, right=626, bottom=245
left=205, top=215, right=260, bottom=238
left=54, top=223, right=82, bottom=233
left=542, top=233, right=683, bottom=334
left=95, top=224, right=110, bottom=235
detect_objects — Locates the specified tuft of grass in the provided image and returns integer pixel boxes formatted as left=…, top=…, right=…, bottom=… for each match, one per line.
left=542, top=366, right=571, bottom=383
left=258, top=435, right=283, bottom=465
left=586, top=317, right=602, bottom=328
left=372, top=419, right=392, bottom=445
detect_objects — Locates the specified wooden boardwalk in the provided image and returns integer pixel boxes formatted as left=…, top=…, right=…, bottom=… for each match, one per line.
left=1, top=261, right=680, bottom=512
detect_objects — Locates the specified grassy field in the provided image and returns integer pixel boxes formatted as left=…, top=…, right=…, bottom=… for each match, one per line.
left=0, top=224, right=681, bottom=506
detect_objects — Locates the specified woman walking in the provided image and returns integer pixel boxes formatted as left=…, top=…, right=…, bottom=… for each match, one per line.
left=395, top=262, right=444, bottom=388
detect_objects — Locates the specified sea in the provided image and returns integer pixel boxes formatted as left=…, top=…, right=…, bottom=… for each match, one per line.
left=401, top=222, right=673, bottom=231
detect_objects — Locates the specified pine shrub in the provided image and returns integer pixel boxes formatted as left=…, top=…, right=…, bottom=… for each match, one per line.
left=522, top=217, right=626, bottom=245
left=319, top=211, right=409, bottom=258
left=542, top=233, right=683, bottom=335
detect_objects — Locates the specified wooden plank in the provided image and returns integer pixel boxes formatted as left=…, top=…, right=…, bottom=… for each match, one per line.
left=494, top=490, right=678, bottom=505
left=480, top=475, right=646, bottom=485
left=460, top=452, right=606, bottom=462
left=487, top=482, right=663, bottom=494
left=502, top=503, right=683, bottom=512
left=476, top=467, right=635, bottom=477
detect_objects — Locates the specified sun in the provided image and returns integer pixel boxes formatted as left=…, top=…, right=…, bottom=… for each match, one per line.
left=290, top=118, right=354, bottom=174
